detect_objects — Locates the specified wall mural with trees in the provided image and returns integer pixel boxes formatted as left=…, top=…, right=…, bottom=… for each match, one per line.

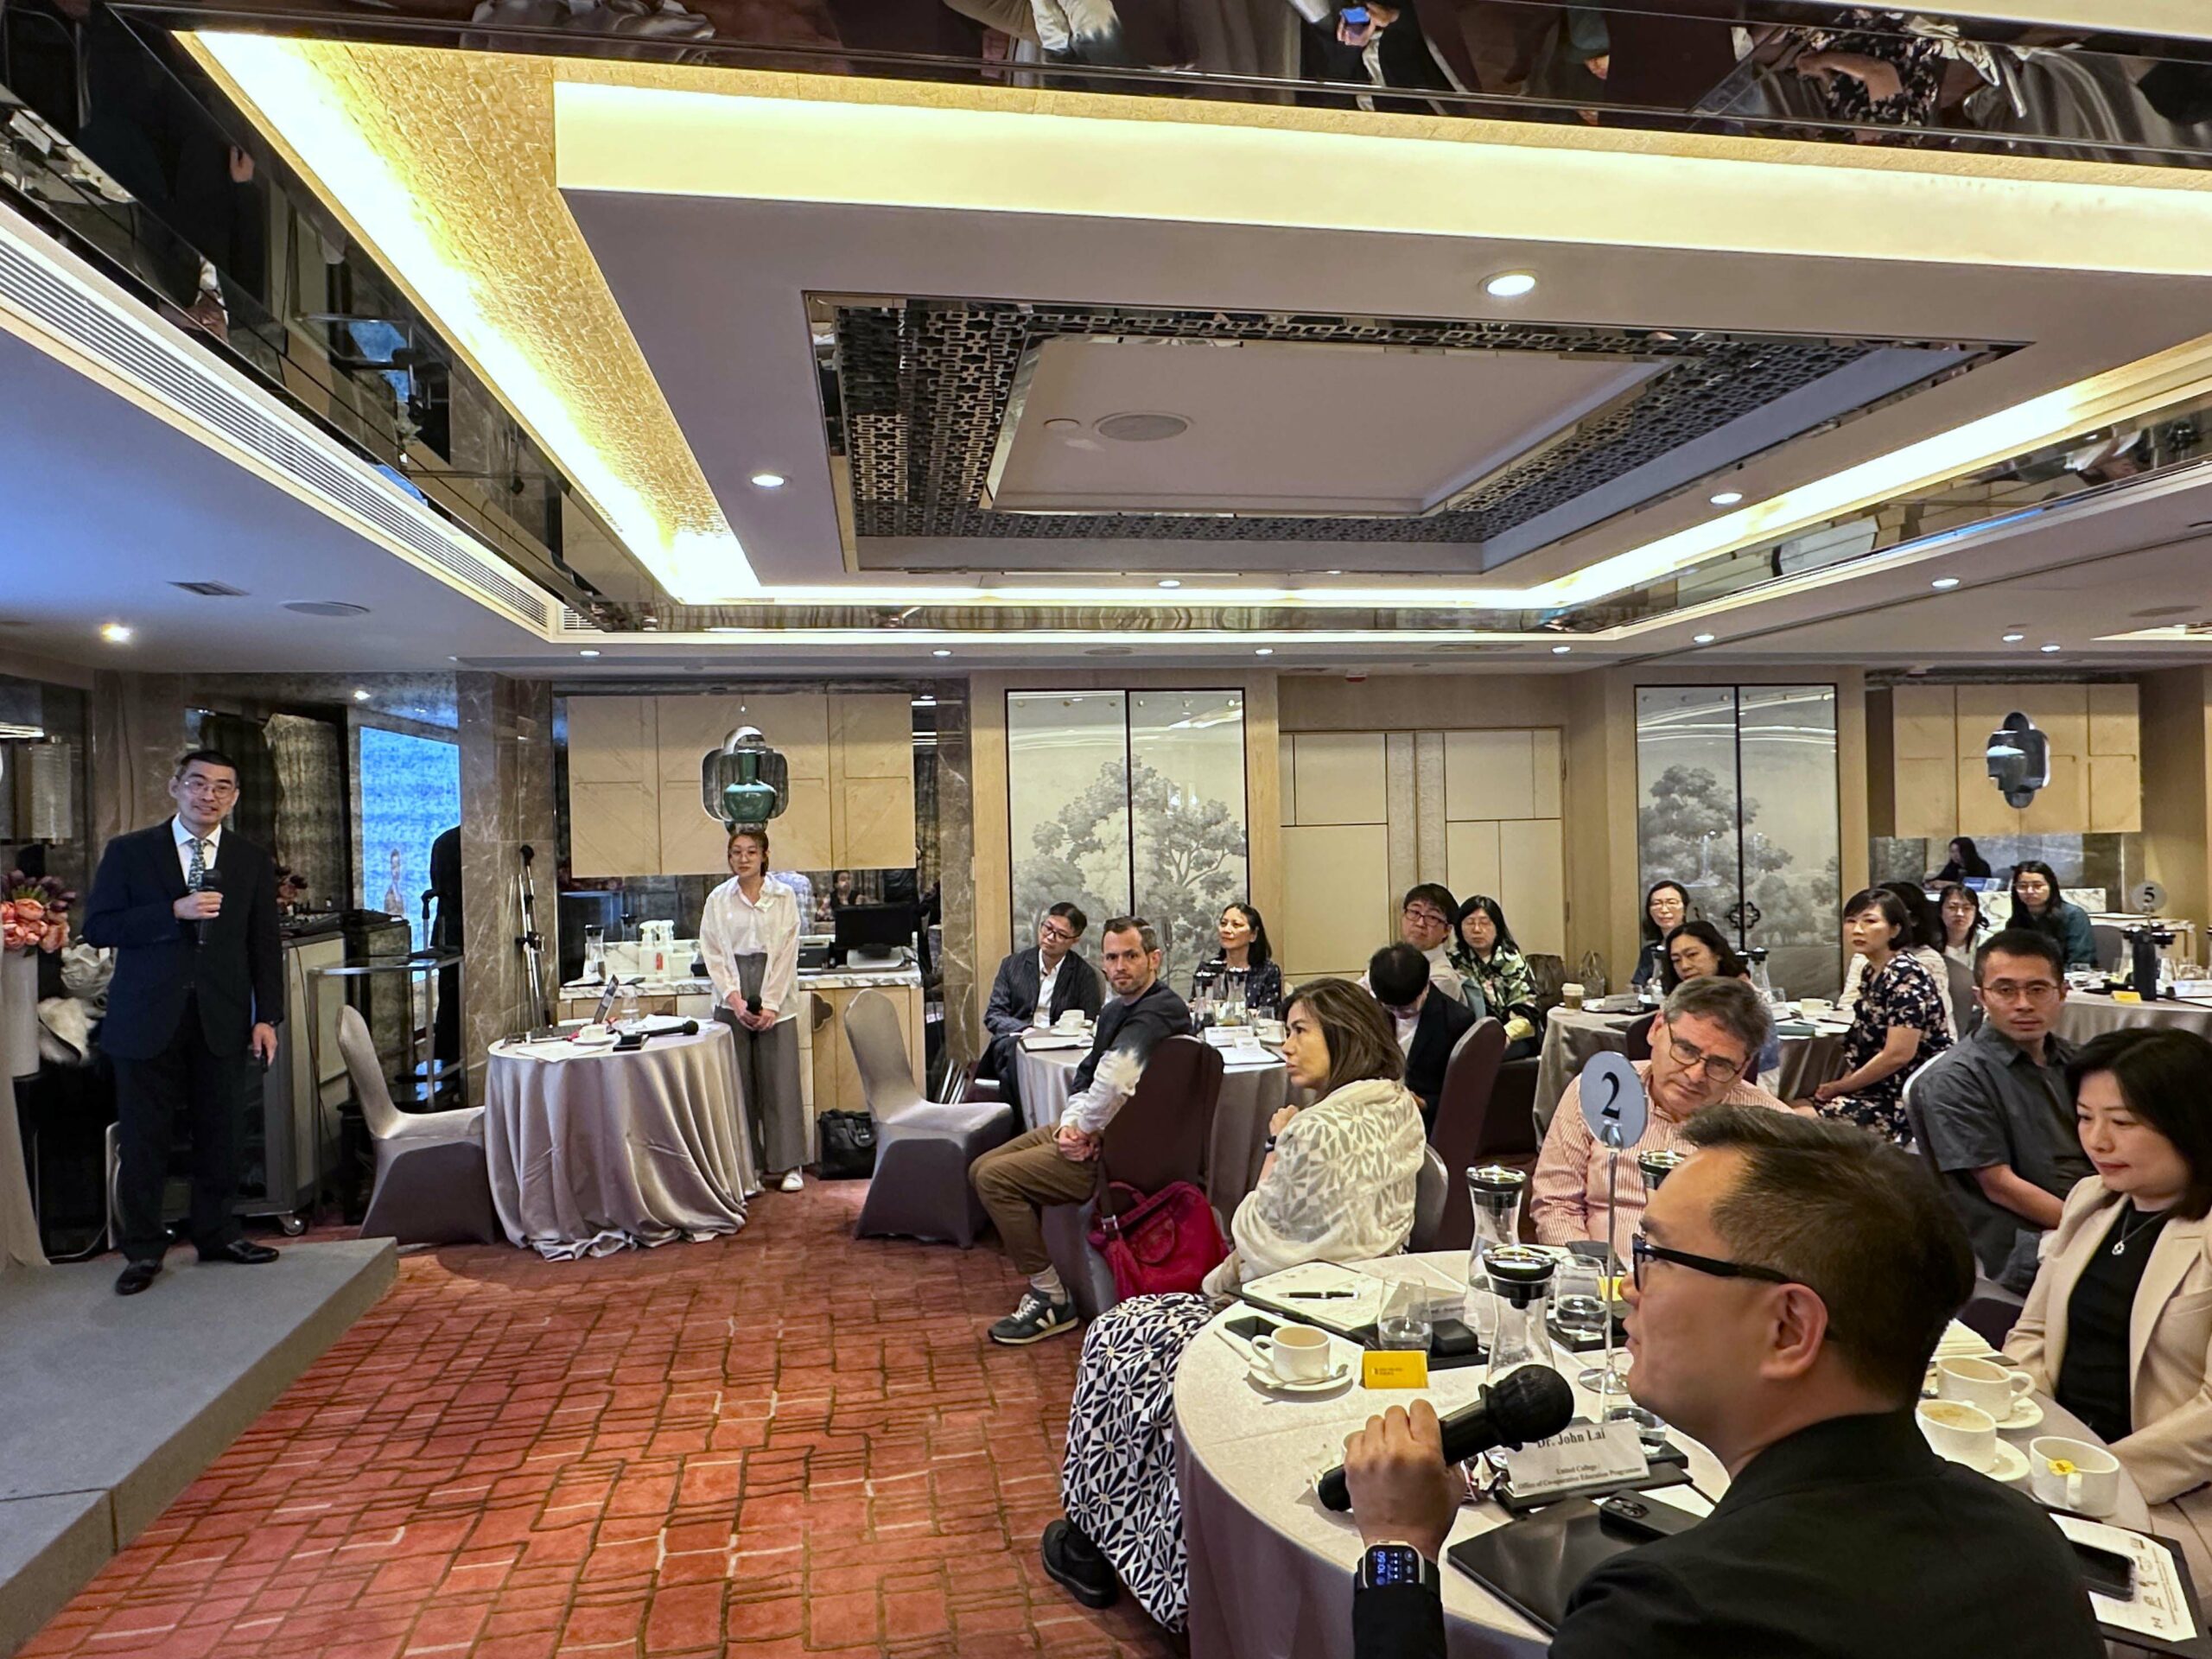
left=1007, top=691, right=1248, bottom=991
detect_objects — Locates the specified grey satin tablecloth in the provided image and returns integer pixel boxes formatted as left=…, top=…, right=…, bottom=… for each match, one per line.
left=485, top=1024, right=755, bottom=1260
left=1014, top=1042, right=1289, bottom=1217
left=2059, top=996, right=2212, bottom=1045
left=1177, top=1249, right=2153, bottom=1659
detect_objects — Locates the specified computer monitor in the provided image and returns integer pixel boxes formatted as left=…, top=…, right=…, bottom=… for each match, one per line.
left=836, top=902, right=918, bottom=967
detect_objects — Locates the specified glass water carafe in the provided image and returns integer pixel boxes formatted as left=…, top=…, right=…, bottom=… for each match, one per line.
left=1223, top=968, right=1249, bottom=1026
left=1482, top=1247, right=1559, bottom=1380
left=1465, top=1165, right=1529, bottom=1343
left=583, top=924, right=607, bottom=982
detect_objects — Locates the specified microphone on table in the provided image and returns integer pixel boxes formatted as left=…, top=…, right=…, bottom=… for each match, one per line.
left=1315, top=1363, right=1576, bottom=1513
left=635, top=1019, right=701, bottom=1044
left=197, top=867, right=222, bottom=948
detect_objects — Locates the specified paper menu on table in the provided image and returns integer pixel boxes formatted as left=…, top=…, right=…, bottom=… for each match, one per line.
left=2051, top=1515, right=2198, bottom=1643
left=1239, top=1261, right=1395, bottom=1335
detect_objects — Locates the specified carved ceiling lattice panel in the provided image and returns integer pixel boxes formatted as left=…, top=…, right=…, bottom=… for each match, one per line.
left=834, top=299, right=1990, bottom=545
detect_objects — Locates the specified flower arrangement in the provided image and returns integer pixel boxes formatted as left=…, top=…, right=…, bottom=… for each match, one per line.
left=2, top=870, right=76, bottom=954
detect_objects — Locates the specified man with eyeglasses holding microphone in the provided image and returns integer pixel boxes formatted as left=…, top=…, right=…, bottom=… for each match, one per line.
left=1342, top=1106, right=2103, bottom=1658
left=85, top=749, right=283, bottom=1296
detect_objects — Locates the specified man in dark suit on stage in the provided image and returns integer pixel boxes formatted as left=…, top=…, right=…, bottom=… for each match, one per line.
left=981, top=902, right=1106, bottom=1113
left=85, top=748, right=283, bottom=1296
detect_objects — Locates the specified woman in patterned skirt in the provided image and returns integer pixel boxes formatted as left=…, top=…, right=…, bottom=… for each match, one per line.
left=1808, top=887, right=1950, bottom=1145
left=1037, top=978, right=1426, bottom=1628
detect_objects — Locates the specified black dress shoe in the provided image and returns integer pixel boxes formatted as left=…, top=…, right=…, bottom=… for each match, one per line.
left=115, top=1261, right=162, bottom=1296
left=1040, top=1519, right=1120, bottom=1609
left=198, top=1240, right=279, bottom=1265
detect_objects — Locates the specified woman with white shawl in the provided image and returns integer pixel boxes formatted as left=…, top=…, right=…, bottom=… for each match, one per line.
left=1037, top=978, right=1426, bottom=1630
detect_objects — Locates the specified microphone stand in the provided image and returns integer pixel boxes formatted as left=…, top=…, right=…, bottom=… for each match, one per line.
left=517, top=844, right=554, bottom=1038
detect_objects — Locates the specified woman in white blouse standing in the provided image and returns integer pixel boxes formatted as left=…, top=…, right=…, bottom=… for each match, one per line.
left=701, top=825, right=806, bottom=1192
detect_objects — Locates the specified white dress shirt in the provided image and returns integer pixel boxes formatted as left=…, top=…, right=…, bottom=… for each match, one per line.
left=1423, top=942, right=1466, bottom=1003
left=172, top=817, right=223, bottom=886
left=700, top=875, right=800, bottom=1026
left=1033, top=950, right=1063, bottom=1028
left=1394, top=1008, right=1420, bottom=1055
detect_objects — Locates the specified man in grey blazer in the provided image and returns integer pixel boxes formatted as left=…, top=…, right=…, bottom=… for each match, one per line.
left=982, top=903, right=1106, bottom=1114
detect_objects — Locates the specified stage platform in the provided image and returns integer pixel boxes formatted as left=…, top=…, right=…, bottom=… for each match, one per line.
left=0, top=1241, right=397, bottom=1657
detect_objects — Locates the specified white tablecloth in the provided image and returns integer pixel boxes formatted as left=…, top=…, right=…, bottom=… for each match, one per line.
left=1014, top=1042, right=1290, bottom=1217
left=1177, top=1250, right=2152, bottom=1659
left=484, top=1024, right=754, bottom=1259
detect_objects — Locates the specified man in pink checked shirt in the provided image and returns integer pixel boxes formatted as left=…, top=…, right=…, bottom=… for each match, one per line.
left=1531, top=976, right=1790, bottom=1263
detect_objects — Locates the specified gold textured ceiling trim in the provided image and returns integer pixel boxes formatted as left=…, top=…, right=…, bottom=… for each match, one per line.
left=186, top=33, right=755, bottom=596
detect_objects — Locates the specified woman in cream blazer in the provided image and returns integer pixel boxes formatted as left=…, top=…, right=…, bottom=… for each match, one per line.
left=2004, top=1028, right=2212, bottom=1505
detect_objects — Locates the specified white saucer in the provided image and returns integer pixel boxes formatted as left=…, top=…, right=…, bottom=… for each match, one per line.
left=1996, top=1397, right=2044, bottom=1432
left=1936, top=1439, right=2030, bottom=1484
left=1247, top=1358, right=1354, bottom=1395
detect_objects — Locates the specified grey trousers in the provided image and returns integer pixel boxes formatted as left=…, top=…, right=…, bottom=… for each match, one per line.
left=715, top=1009, right=806, bottom=1177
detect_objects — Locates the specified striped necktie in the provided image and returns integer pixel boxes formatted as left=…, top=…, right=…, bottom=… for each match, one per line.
left=186, top=836, right=207, bottom=893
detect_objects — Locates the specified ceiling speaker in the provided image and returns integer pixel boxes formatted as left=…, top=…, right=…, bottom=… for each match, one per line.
left=1094, top=412, right=1191, bottom=443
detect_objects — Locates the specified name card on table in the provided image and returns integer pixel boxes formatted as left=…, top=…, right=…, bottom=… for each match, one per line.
left=1362, top=1351, right=1430, bottom=1389
left=1490, top=1420, right=1648, bottom=1500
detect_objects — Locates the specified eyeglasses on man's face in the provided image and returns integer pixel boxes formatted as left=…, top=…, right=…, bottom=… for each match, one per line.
left=1402, top=905, right=1449, bottom=930
left=1979, top=977, right=2061, bottom=1003
left=1039, top=922, right=1078, bottom=945
left=1630, top=1233, right=1793, bottom=1294
left=1658, top=1024, right=1749, bottom=1085
left=177, top=778, right=238, bottom=798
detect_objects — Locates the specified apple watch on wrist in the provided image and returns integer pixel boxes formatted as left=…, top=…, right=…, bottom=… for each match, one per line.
left=1355, top=1541, right=1440, bottom=1594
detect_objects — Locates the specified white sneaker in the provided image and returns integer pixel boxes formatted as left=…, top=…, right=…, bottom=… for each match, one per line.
left=779, top=1169, right=805, bottom=1192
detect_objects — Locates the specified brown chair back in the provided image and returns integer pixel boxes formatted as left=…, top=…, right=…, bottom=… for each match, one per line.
left=1098, top=1035, right=1224, bottom=1203
left=1427, top=1018, right=1510, bottom=1250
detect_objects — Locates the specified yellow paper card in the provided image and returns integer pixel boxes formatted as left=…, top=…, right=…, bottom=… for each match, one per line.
left=1362, top=1351, right=1429, bottom=1389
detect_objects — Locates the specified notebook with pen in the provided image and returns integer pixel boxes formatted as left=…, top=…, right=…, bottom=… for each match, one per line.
left=1236, top=1262, right=1395, bottom=1338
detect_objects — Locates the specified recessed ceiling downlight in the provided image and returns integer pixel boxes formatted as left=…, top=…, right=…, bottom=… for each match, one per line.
left=1095, top=412, right=1191, bottom=443
left=283, top=601, right=372, bottom=618
left=1484, top=270, right=1538, bottom=299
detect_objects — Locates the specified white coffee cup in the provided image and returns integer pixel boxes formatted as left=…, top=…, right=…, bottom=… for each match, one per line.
left=1937, top=1356, right=2035, bottom=1419
left=1056, top=1008, right=1086, bottom=1030
left=1797, top=997, right=1832, bottom=1018
left=1560, top=982, right=1586, bottom=1010
left=2030, top=1437, right=2123, bottom=1517
left=1917, top=1399, right=1999, bottom=1470
left=1255, top=1019, right=1287, bottom=1046
left=1250, top=1325, right=1332, bottom=1382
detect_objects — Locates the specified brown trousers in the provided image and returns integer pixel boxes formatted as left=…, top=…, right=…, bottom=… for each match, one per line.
left=969, top=1125, right=1099, bottom=1276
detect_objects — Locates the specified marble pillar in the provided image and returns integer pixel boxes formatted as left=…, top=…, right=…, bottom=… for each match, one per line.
left=932, top=688, right=980, bottom=1072
left=457, top=673, right=559, bottom=1099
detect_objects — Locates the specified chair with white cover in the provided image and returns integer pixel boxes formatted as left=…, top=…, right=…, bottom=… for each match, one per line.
left=850, top=988, right=1014, bottom=1247
left=339, top=1006, right=499, bottom=1246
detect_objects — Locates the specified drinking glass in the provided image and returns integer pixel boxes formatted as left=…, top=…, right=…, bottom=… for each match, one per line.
left=1554, top=1255, right=1609, bottom=1342
left=1376, top=1283, right=1433, bottom=1351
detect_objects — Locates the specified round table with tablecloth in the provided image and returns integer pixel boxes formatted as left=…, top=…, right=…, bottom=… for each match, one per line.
left=1014, top=1041, right=1289, bottom=1217
left=484, top=1022, right=756, bottom=1259
left=1533, top=1007, right=1847, bottom=1132
left=2058, top=995, right=2212, bottom=1046
left=1175, top=1249, right=2153, bottom=1659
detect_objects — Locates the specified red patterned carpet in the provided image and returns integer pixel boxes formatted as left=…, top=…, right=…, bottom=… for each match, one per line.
left=20, top=1182, right=1179, bottom=1659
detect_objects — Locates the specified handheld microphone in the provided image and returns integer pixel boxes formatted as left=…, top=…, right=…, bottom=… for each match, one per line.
left=1314, top=1363, right=1575, bottom=1513
left=197, top=867, right=222, bottom=948
left=636, top=1019, right=701, bottom=1044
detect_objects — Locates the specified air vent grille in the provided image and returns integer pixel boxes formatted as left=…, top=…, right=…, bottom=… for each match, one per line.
left=172, top=581, right=249, bottom=597
left=0, top=223, right=553, bottom=631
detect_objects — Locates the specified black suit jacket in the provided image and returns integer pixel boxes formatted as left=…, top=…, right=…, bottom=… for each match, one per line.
left=84, top=821, right=283, bottom=1060
left=984, top=948, right=1105, bottom=1039
left=1403, top=990, right=1478, bottom=1128
left=1353, top=1409, right=2102, bottom=1659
